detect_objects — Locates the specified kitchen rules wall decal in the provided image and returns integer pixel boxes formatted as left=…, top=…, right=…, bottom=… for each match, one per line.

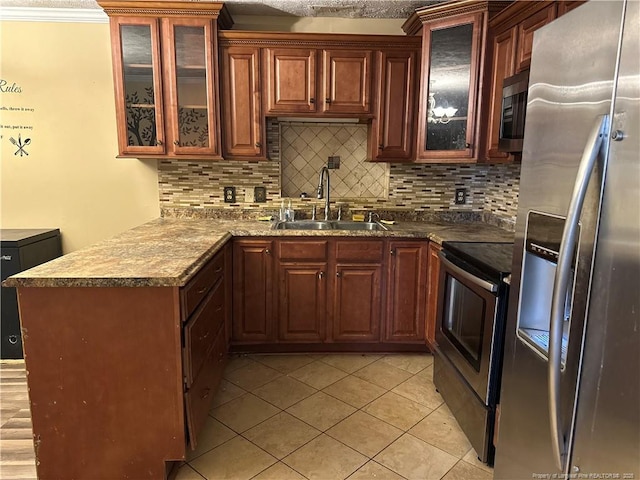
left=0, top=79, right=34, bottom=157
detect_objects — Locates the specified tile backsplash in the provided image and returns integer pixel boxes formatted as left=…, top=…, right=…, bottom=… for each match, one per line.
left=157, top=119, right=520, bottom=228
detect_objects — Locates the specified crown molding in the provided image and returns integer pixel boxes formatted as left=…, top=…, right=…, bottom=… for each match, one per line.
left=0, top=7, right=108, bottom=23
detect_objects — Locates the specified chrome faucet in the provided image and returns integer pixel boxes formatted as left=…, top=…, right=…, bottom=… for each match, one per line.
left=316, top=166, right=330, bottom=220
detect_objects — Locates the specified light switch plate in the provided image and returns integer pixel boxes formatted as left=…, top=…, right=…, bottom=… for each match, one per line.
left=254, top=186, right=267, bottom=203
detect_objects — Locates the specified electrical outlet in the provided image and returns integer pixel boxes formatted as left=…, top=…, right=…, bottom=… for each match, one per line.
left=224, top=186, right=236, bottom=203
left=455, top=188, right=467, bottom=205
left=254, top=186, right=267, bottom=203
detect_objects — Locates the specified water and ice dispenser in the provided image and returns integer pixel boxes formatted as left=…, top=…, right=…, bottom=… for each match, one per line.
left=516, top=211, right=579, bottom=368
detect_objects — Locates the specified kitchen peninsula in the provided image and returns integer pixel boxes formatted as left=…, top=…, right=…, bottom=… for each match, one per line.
left=5, top=217, right=512, bottom=479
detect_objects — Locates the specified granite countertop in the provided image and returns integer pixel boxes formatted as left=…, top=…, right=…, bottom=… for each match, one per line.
left=3, top=217, right=513, bottom=288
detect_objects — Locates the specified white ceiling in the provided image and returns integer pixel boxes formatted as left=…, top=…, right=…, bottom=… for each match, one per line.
left=0, top=0, right=444, bottom=18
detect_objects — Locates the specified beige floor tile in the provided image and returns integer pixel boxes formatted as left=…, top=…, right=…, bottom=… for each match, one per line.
left=252, top=462, right=307, bottom=480
left=286, top=392, right=356, bottom=431
left=408, top=406, right=471, bottom=458
left=392, top=374, right=443, bottom=410
left=462, top=449, right=494, bottom=474
left=374, top=434, right=458, bottom=480
left=244, top=412, right=320, bottom=459
left=251, top=354, right=316, bottom=374
left=352, top=360, right=413, bottom=390
left=326, top=411, right=403, bottom=458
left=442, top=460, right=493, bottom=480
left=211, top=394, right=280, bottom=433
left=319, top=354, right=382, bottom=373
left=381, top=354, right=434, bottom=374
left=210, top=380, right=247, bottom=409
left=174, top=463, right=204, bottom=480
left=252, top=375, right=317, bottom=409
left=348, top=460, right=405, bottom=480
left=224, top=361, right=282, bottom=391
left=0, top=463, right=37, bottom=480
left=289, top=361, right=348, bottom=390
left=186, top=416, right=236, bottom=461
left=283, top=434, right=367, bottom=480
left=363, top=391, right=433, bottom=431
left=415, top=364, right=434, bottom=381
left=190, top=436, right=276, bottom=480
left=322, top=375, right=386, bottom=408
left=225, top=355, right=257, bottom=373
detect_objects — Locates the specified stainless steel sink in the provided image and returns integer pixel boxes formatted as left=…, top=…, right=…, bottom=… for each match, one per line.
left=272, top=221, right=333, bottom=230
left=272, top=220, right=389, bottom=231
left=331, top=221, right=389, bottom=231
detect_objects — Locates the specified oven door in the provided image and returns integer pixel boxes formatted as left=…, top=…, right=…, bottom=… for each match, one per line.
left=436, top=250, right=498, bottom=405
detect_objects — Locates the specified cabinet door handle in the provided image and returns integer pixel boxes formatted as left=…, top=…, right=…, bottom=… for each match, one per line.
left=196, top=286, right=208, bottom=295
left=325, top=98, right=331, bottom=104
left=173, top=140, right=180, bottom=146
left=156, top=139, right=163, bottom=146
left=379, top=144, right=384, bottom=150
left=336, top=271, right=341, bottom=278
left=310, top=97, right=315, bottom=104
left=265, top=249, right=271, bottom=255
left=214, top=267, right=223, bottom=273
left=201, top=388, right=211, bottom=399
left=318, top=271, right=324, bottom=279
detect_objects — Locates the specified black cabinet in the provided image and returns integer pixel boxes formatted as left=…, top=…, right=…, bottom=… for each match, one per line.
left=1, top=229, right=62, bottom=358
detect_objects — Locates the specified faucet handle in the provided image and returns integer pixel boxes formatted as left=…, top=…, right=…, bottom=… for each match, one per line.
left=367, top=211, right=380, bottom=222
left=311, top=205, right=317, bottom=221
left=337, top=205, right=343, bottom=221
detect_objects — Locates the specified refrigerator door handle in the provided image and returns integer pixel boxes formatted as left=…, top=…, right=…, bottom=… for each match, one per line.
left=549, top=114, right=609, bottom=471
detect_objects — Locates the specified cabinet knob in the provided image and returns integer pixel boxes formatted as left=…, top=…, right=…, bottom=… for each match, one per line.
left=378, top=145, right=384, bottom=150
left=265, top=249, right=271, bottom=255
left=318, top=271, right=324, bottom=279
left=465, top=143, right=471, bottom=148
left=390, top=249, right=396, bottom=255
left=255, top=142, right=262, bottom=148
left=156, top=139, right=163, bottom=146
left=310, top=98, right=315, bottom=104
left=325, top=98, right=331, bottom=104
left=173, top=140, right=180, bottom=146
left=336, top=271, right=341, bottom=278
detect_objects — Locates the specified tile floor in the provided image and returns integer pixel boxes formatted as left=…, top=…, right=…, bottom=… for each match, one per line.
left=0, top=354, right=494, bottom=480
left=178, top=353, right=494, bottom=480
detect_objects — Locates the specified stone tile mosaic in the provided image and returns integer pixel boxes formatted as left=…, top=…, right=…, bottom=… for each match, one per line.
left=156, top=119, right=520, bottom=227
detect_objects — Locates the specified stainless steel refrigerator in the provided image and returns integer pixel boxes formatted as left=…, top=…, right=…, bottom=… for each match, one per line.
left=494, top=1, right=639, bottom=478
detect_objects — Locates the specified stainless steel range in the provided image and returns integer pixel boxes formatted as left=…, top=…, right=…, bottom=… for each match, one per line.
left=434, top=241, right=513, bottom=465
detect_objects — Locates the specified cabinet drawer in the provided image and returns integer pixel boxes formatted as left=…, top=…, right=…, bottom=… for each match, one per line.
left=278, top=240, right=328, bottom=261
left=182, top=251, right=225, bottom=319
left=335, top=240, right=383, bottom=263
left=185, top=325, right=227, bottom=450
left=184, top=279, right=225, bottom=386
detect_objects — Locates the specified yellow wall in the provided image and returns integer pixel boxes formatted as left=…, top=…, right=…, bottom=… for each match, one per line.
left=0, top=20, right=160, bottom=253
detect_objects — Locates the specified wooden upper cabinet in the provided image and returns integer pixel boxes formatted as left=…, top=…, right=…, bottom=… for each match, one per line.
left=265, top=48, right=317, bottom=114
left=370, top=49, right=419, bottom=162
left=515, top=4, right=557, bottom=72
left=109, top=17, right=166, bottom=156
left=556, top=1, right=586, bottom=16
left=322, top=49, right=372, bottom=114
left=162, top=17, right=221, bottom=156
left=484, top=27, right=517, bottom=161
left=220, top=45, right=264, bottom=159
left=98, top=1, right=229, bottom=159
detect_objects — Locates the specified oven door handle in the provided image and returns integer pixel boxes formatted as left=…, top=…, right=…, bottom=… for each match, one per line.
left=438, top=251, right=498, bottom=293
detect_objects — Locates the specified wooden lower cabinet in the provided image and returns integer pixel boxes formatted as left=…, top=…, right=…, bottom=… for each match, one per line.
left=426, top=242, right=442, bottom=349
left=15, top=246, right=230, bottom=478
left=278, top=263, right=327, bottom=342
left=232, top=239, right=274, bottom=343
left=333, top=264, right=382, bottom=342
left=231, top=237, right=431, bottom=347
left=385, top=241, right=428, bottom=342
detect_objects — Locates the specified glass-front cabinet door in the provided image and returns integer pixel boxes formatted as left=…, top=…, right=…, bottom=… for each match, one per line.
left=163, top=18, right=220, bottom=157
left=417, top=13, right=482, bottom=161
left=111, top=18, right=165, bottom=155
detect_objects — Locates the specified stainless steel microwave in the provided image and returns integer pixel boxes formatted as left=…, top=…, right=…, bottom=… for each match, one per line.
left=499, top=70, right=530, bottom=153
